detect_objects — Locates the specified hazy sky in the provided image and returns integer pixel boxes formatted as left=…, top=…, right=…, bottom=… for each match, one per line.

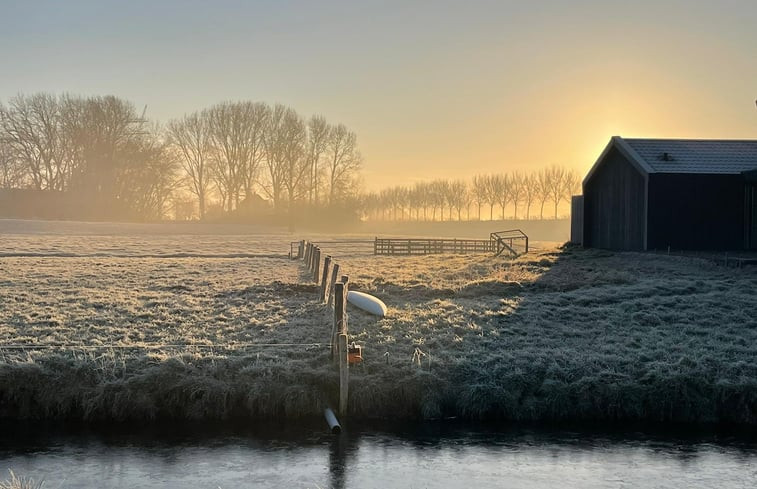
left=1, top=0, right=756, bottom=189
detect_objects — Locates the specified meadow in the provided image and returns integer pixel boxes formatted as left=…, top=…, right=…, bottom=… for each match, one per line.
left=0, top=219, right=755, bottom=424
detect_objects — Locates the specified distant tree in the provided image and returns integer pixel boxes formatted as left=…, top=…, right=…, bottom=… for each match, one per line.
left=261, top=103, right=288, bottom=211
left=448, top=180, right=468, bottom=220
left=544, top=164, right=568, bottom=219
left=536, top=168, right=551, bottom=219
left=167, top=111, right=212, bottom=219
left=239, top=102, right=270, bottom=204
left=562, top=168, right=582, bottom=213
left=492, top=174, right=510, bottom=219
left=0, top=138, right=24, bottom=188
left=116, top=131, right=180, bottom=220
left=471, top=175, right=488, bottom=220
left=206, top=101, right=265, bottom=211
left=482, top=175, right=498, bottom=220
left=521, top=173, right=538, bottom=220
left=324, top=124, right=362, bottom=205
left=306, top=115, right=329, bottom=206
left=66, top=95, right=151, bottom=212
left=0, top=93, right=75, bottom=191
left=509, top=171, right=526, bottom=220
left=279, top=107, right=309, bottom=213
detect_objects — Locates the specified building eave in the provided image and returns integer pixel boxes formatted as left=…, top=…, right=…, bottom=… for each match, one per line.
left=582, top=136, right=654, bottom=191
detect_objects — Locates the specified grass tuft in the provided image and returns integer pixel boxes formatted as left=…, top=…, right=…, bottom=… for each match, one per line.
left=0, top=470, right=43, bottom=489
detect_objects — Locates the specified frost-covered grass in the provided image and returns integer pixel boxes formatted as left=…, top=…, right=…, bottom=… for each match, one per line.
left=0, top=471, right=42, bottom=489
left=0, top=220, right=755, bottom=424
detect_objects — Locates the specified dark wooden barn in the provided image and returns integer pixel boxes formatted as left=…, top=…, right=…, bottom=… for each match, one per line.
left=574, top=137, right=757, bottom=251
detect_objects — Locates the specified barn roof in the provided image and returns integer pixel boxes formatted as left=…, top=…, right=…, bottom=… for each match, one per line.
left=623, top=138, right=757, bottom=174
left=584, top=137, right=757, bottom=187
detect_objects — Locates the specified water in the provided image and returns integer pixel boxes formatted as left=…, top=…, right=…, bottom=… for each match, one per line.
left=1, top=421, right=755, bottom=488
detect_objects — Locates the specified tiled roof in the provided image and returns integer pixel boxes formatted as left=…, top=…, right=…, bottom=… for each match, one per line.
left=621, top=138, right=757, bottom=174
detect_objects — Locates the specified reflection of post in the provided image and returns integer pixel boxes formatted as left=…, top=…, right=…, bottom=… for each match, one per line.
left=328, top=436, right=348, bottom=489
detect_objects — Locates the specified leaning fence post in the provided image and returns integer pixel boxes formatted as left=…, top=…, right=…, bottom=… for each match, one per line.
left=321, top=255, right=332, bottom=302
left=313, top=247, right=321, bottom=282
left=307, top=243, right=315, bottom=271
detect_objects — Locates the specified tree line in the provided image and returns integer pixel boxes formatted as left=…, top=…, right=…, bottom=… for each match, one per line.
left=0, top=92, right=582, bottom=223
left=362, top=166, right=581, bottom=222
left=0, top=93, right=362, bottom=220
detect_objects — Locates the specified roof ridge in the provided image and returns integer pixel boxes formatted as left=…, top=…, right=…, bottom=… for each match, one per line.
left=621, top=137, right=757, bottom=143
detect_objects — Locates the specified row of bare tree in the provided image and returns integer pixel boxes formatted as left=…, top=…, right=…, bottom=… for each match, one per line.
left=167, top=102, right=361, bottom=219
left=362, top=166, right=581, bottom=221
left=0, top=93, right=175, bottom=219
left=0, top=93, right=363, bottom=220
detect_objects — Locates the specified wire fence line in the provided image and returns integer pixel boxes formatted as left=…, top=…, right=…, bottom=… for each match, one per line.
left=0, top=252, right=288, bottom=259
left=0, top=342, right=330, bottom=350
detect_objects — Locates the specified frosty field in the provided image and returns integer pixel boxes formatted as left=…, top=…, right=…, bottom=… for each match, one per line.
left=0, top=219, right=756, bottom=424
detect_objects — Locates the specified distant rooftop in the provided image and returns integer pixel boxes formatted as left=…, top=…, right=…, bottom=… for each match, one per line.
left=618, top=138, right=757, bottom=174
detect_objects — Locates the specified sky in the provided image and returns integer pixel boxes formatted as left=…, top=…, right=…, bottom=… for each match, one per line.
left=1, top=0, right=756, bottom=189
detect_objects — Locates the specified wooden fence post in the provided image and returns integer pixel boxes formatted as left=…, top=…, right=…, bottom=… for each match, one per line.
left=298, top=240, right=304, bottom=259
left=305, top=242, right=311, bottom=264
left=338, top=333, right=349, bottom=416
left=328, top=263, right=341, bottom=307
left=332, top=281, right=345, bottom=361
left=321, top=256, right=332, bottom=302
left=332, top=276, right=348, bottom=361
left=313, top=247, right=321, bottom=282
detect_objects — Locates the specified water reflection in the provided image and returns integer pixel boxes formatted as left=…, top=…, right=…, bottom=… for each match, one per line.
left=0, top=421, right=755, bottom=488
left=328, top=434, right=348, bottom=489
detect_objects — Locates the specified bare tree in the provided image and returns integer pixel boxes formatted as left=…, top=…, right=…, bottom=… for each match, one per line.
left=0, top=137, right=24, bottom=188
left=67, top=95, right=148, bottom=206
left=483, top=175, right=499, bottom=220
left=562, top=168, right=581, bottom=213
left=493, top=174, right=510, bottom=220
left=306, top=115, right=329, bottom=206
left=471, top=175, right=488, bottom=220
left=536, top=168, right=551, bottom=219
left=115, top=129, right=180, bottom=220
left=168, top=111, right=212, bottom=219
left=261, top=104, right=288, bottom=211
left=239, top=102, right=270, bottom=204
left=544, top=164, right=568, bottom=219
left=0, top=93, right=75, bottom=191
left=206, top=101, right=266, bottom=211
left=521, top=173, right=537, bottom=220
left=324, top=124, right=362, bottom=205
left=449, top=180, right=469, bottom=220
left=509, top=171, right=526, bottom=220
left=279, top=107, right=309, bottom=211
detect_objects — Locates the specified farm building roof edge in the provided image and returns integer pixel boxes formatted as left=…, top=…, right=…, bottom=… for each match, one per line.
left=583, top=136, right=757, bottom=188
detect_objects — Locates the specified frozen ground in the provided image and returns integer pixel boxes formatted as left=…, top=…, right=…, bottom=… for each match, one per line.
left=0, top=219, right=755, bottom=423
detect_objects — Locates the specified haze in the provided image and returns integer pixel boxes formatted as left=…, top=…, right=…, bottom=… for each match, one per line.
left=1, top=0, right=756, bottom=189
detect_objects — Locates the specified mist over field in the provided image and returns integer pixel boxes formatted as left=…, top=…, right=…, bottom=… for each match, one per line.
left=0, top=219, right=754, bottom=426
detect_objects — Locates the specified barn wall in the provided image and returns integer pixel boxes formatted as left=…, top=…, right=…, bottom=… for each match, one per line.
left=583, top=147, right=646, bottom=250
left=747, top=183, right=757, bottom=250
left=570, top=195, right=583, bottom=245
left=647, top=174, right=745, bottom=251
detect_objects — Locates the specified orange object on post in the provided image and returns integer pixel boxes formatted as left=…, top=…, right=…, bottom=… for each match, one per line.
left=348, top=343, right=363, bottom=364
